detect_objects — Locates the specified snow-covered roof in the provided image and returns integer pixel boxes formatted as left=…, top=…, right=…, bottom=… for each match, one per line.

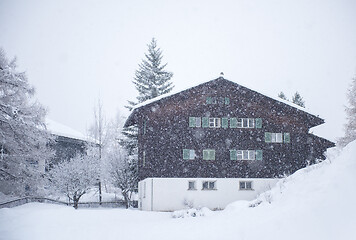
left=132, top=77, right=321, bottom=118
left=46, top=118, right=93, bottom=143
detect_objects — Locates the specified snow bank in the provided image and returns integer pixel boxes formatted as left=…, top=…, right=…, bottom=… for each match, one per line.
left=221, top=141, right=356, bottom=240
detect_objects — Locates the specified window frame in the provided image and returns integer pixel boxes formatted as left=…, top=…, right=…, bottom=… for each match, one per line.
left=203, top=149, right=215, bottom=160
left=202, top=181, right=216, bottom=190
left=183, top=149, right=195, bottom=160
left=208, top=118, right=221, bottom=128
left=266, top=132, right=285, bottom=143
left=231, top=150, right=259, bottom=160
left=239, top=181, right=253, bottom=191
left=188, top=181, right=196, bottom=190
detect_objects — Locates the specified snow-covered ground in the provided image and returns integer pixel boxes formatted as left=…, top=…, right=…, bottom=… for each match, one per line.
left=1, top=141, right=355, bottom=240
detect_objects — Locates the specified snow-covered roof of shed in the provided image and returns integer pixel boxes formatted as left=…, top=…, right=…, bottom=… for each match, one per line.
left=46, top=118, right=95, bottom=143
left=131, top=77, right=321, bottom=118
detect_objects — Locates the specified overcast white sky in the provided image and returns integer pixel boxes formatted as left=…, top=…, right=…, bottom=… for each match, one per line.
left=1, top=0, right=356, bottom=142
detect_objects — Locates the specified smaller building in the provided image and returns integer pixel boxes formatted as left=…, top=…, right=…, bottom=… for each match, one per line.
left=45, top=119, right=96, bottom=169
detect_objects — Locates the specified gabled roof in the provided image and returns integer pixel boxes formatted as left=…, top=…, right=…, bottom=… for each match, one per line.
left=125, top=77, right=324, bottom=127
left=46, top=118, right=97, bottom=143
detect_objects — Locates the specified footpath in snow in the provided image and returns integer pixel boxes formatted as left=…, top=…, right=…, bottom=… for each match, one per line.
left=0, top=141, right=355, bottom=240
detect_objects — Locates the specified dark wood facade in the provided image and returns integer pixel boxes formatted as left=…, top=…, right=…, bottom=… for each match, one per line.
left=125, top=77, right=334, bottom=181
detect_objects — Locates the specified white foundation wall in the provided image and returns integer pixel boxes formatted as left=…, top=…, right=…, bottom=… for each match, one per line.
left=138, top=178, right=279, bottom=211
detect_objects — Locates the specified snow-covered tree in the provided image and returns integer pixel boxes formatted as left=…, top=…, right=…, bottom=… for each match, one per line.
left=278, top=91, right=288, bottom=101
left=338, top=76, right=356, bottom=147
left=107, top=148, right=137, bottom=208
left=278, top=91, right=305, bottom=108
left=0, top=48, right=54, bottom=195
left=121, top=38, right=174, bottom=188
left=126, top=38, right=174, bottom=110
left=49, top=153, right=99, bottom=209
left=292, top=92, right=305, bottom=107
left=88, top=99, right=107, bottom=204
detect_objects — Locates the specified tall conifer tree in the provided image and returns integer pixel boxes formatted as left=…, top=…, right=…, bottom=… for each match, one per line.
left=121, top=39, right=174, bottom=187
left=338, top=75, right=356, bottom=147
left=292, top=92, right=305, bottom=107
left=126, top=38, right=173, bottom=110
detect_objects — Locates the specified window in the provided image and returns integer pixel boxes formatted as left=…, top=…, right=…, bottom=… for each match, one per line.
left=142, top=151, right=146, bottom=166
left=188, top=181, right=196, bottom=190
left=202, top=181, right=216, bottom=190
left=248, top=118, right=255, bottom=128
left=242, top=118, right=249, bottom=128
left=239, top=181, right=253, bottom=190
left=231, top=150, right=259, bottom=160
left=203, top=149, right=215, bottom=160
left=206, top=96, right=229, bottom=105
left=183, top=149, right=195, bottom=160
left=237, top=118, right=243, bottom=128
left=265, top=132, right=284, bottom=143
left=209, top=118, right=221, bottom=128
left=241, top=118, right=254, bottom=128
left=230, top=118, right=255, bottom=128
left=189, top=117, right=201, bottom=127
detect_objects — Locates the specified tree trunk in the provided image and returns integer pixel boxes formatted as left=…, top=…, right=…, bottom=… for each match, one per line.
left=73, top=196, right=79, bottom=209
left=123, top=192, right=130, bottom=209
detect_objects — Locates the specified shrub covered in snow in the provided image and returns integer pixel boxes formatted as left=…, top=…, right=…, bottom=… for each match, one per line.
left=172, top=207, right=212, bottom=218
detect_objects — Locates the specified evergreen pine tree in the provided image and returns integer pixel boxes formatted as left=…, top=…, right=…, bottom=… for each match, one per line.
left=292, top=91, right=305, bottom=107
left=121, top=39, right=174, bottom=188
left=126, top=38, right=174, bottom=110
left=278, top=91, right=288, bottom=101
left=338, top=76, right=356, bottom=147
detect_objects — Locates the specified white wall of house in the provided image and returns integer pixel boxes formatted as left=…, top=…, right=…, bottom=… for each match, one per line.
left=138, top=178, right=279, bottom=211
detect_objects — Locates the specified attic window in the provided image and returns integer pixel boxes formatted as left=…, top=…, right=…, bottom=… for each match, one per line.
left=206, top=97, right=229, bottom=105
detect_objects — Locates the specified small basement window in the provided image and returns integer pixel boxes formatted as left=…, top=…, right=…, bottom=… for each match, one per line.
left=202, top=181, right=216, bottom=190
left=239, top=181, right=253, bottom=190
left=188, top=181, right=196, bottom=190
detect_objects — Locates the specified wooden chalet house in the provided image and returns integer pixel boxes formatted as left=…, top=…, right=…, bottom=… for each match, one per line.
left=124, top=77, right=334, bottom=211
